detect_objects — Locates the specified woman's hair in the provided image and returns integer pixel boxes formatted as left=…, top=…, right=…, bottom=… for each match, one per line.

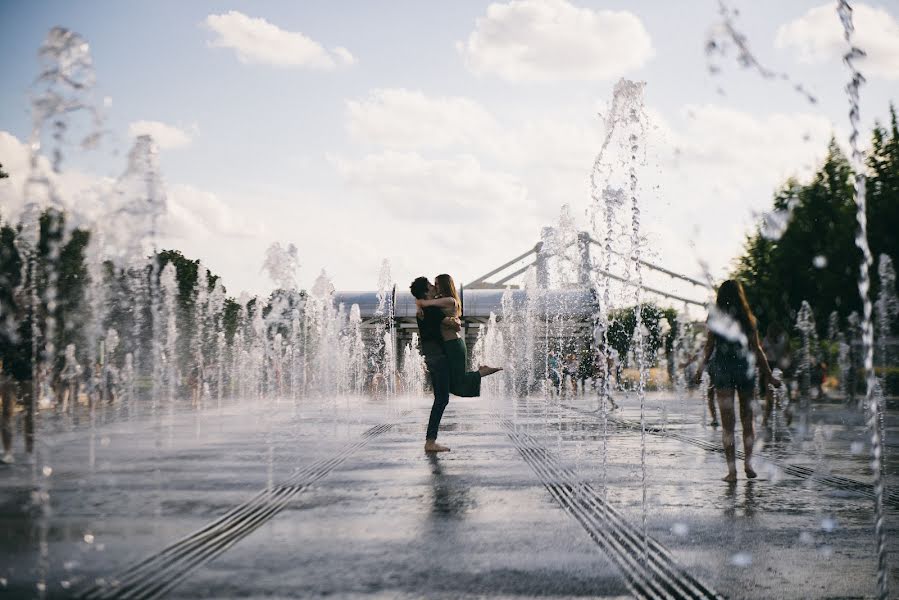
left=715, top=279, right=757, bottom=338
left=434, top=273, right=461, bottom=317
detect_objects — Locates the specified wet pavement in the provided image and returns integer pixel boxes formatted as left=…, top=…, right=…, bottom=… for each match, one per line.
left=0, top=390, right=896, bottom=599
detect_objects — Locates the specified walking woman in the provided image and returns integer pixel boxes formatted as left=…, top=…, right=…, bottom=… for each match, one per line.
left=416, top=274, right=501, bottom=396
left=696, top=279, right=779, bottom=482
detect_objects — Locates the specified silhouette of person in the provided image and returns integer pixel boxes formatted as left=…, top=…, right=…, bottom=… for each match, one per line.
left=697, top=280, right=780, bottom=482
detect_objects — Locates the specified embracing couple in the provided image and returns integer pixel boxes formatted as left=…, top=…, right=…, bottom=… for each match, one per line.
left=409, top=274, right=502, bottom=453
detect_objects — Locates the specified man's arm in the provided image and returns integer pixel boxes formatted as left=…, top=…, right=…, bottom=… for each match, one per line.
left=694, top=328, right=715, bottom=384
left=418, top=297, right=456, bottom=310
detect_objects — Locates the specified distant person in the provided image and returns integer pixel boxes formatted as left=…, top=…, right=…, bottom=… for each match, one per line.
left=1, top=363, right=14, bottom=464
left=682, top=345, right=718, bottom=426
left=562, top=353, right=579, bottom=395
left=593, top=342, right=619, bottom=410
left=370, top=372, right=387, bottom=399
left=577, top=346, right=594, bottom=391
left=415, top=274, right=501, bottom=398
left=409, top=276, right=460, bottom=453
left=696, top=280, right=779, bottom=482
left=761, top=322, right=791, bottom=426
left=547, top=351, right=562, bottom=395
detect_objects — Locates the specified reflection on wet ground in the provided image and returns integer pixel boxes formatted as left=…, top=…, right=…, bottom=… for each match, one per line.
left=0, top=391, right=895, bottom=598
left=428, top=454, right=474, bottom=519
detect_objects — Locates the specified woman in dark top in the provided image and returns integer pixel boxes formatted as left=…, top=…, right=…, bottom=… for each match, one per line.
left=696, top=279, right=779, bottom=482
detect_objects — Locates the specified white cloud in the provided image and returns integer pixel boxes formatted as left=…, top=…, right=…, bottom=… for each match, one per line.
left=346, top=88, right=498, bottom=151
left=334, top=84, right=842, bottom=291
left=0, top=130, right=112, bottom=227
left=660, top=105, right=834, bottom=200
left=0, top=130, right=33, bottom=220
left=344, top=88, right=598, bottom=172
left=643, top=105, right=836, bottom=282
left=128, top=120, right=194, bottom=149
left=776, top=3, right=899, bottom=80
left=164, top=183, right=264, bottom=241
left=332, top=46, right=356, bottom=67
left=329, top=151, right=527, bottom=220
left=457, top=0, right=653, bottom=83
left=204, top=11, right=354, bottom=69
left=0, top=130, right=262, bottom=251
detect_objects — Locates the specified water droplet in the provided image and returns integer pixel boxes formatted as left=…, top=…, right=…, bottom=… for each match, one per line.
left=0, top=577, right=6, bottom=587
left=671, top=522, right=689, bottom=536
left=64, top=561, right=77, bottom=570
left=800, top=531, right=814, bottom=544
left=42, top=465, right=52, bottom=477
left=61, top=580, right=71, bottom=589
left=821, top=517, right=836, bottom=532
left=813, top=255, right=827, bottom=268
left=83, top=533, right=95, bottom=544
left=850, top=441, right=864, bottom=454
left=101, top=436, right=110, bottom=447
left=36, top=582, right=46, bottom=592
left=730, top=552, right=752, bottom=566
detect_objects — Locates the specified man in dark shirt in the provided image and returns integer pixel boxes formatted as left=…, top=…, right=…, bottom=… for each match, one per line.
left=410, top=276, right=458, bottom=453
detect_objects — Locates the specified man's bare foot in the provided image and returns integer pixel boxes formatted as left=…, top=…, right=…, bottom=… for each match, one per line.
left=478, top=365, right=502, bottom=377
left=722, top=472, right=737, bottom=483
left=424, top=440, right=450, bottom=453
left=745, top=465, right=757, bottom=479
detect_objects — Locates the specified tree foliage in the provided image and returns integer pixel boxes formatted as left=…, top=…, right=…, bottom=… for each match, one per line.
left=607, top=304, right=678, bottom=365
left=0, top=210, right=91, bottom=379
left=733, top=105, right=899, bottom=335
left=0, top=214, right=244, bottom=392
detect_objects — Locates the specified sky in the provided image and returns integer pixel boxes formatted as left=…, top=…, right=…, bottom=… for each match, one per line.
left=1, top=0, right=898, bottom=303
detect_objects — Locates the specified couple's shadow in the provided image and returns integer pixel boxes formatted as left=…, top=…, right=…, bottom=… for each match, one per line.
left=427, top=454, right=474, bottom=518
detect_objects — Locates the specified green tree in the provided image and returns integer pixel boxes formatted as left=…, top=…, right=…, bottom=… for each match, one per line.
left=734, top=109, right=899, bottom=335
left=868, top=105, right=899, bottom=268
left=607, top=303, right=674, bottom=366
left=0, top=210, right=91, bottom=383
left=0, top=222, right=29, bottom=382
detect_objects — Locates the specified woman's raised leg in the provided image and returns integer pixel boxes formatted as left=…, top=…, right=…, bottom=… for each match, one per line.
left=445, top=338, right=482, bottom=397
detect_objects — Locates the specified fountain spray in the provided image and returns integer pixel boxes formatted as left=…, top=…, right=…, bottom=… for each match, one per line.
left=837, top=2, right=887, bottom=596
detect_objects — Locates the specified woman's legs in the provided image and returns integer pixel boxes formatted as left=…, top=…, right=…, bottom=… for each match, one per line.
left=737, top=387, right=757, bottom=478
left=444, top=338, right=482, bottom=397
left=707, top=384, right=718, bottom=426
left=716, top=388, right=737, bottom=482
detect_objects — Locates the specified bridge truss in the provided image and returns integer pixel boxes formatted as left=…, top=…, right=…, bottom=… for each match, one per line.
left=464, top=230, right=711, bottom=308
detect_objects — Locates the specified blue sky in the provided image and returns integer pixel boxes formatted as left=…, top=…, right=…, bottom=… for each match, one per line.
left=1, top=1, right=897, bottom=302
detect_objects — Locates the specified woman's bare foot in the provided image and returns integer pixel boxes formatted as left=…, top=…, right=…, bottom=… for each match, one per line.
left=478, top=365, right=503, bottom=377
left=745, top=465, right=757, bottom=479
left=424, top=440, right=450, bottom=453
left=722, top=472, right=737, bottom=483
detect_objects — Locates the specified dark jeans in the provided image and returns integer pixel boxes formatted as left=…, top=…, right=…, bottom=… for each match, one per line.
left=425, top=354, right=450, bottom=441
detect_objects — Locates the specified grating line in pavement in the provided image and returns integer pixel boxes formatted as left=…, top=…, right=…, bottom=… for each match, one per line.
left=75, top=418, right=406, bottom=600
left=497, top=414, right=724, bottom=600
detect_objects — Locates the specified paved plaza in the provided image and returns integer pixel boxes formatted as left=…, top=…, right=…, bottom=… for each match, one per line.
left=1, top=390, right=896, bottom=599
